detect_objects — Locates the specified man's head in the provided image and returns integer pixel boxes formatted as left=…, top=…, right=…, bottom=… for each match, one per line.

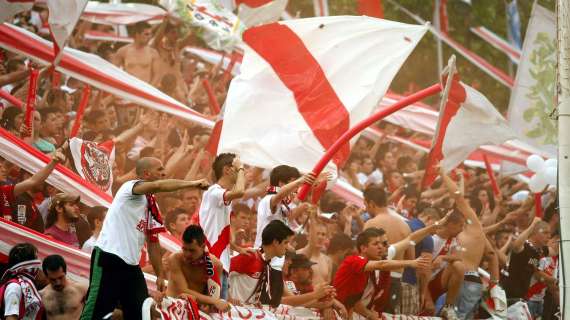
left=47, top=193, right=81, bottom=228
left=181, top=225, right=207, bottom=262
left=8, top=243, right=38, bottom=267
left=181, top=189, right=201, bottom=214
left=136, top=157, right=165, bottom=181
left=269, top=165, right=300, bottom=187
left=308, top=222, right=328, bottom=250
left=442, top=208, right=465, bottom=237
left=39, top=107, right=62, bottom=137
left=385, top=170, right=405, bottom=189
left=417, top=206, right=442, bottom=226
left=327, top=233, right=354, bottom=260
left=356, top=227, right=387, bottom=260
left=530, top=220, right=551, bottom=247
left=231, top=203, right=252, bottom=230
left=262, top=220, right=295, bottom=258
left=361, top=157, right=375, bottom=175
left=363, top=185, right=387, bottom=212
left=402, top=185, right=419, bottom=211
left=132, top=21, right=152, bottom=45
left=165, top=208, right=190, bottom=237
left=85, top=110, right=109, bottom=133
left=287, top=253, right=315, bottom=285
left=42, top=255, right=67, bottom=292
left=377, top=151, right=397, bottom=171
left=212, top=153, right=236, bottom=182
left=86, top=206, right=107, bottom=233
left=494, top=230, right=510, bottom=249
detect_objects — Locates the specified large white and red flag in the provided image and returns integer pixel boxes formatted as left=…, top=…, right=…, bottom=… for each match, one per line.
left=422, top=73, right=517, bottom=187
left=219, top=16, right=427, bottom=174
left=46, top=0, right=88, bottom=64
left=69, top=138, right=115, bottom=195
left=0, top=0, right=34, bottom=23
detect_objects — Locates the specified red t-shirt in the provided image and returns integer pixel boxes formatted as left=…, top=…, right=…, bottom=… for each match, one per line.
left=333, top=255, right=369, bottom=307
left=0, top=184, right=15, bottom=219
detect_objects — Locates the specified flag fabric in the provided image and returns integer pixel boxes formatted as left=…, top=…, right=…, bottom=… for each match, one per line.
left=69, top=138, right=115, bottom=195
left=312, top=0, right=329, bottom=16
left=0, top=23, right=213, bottom=128
left=47, top=0, right=88, bottom=65
left=506, top=0, right=522, bottom=50
left=0, top=0, right=34, bottom=23
left=357, top=0, right=383, bottom=18
left=507, top=3, right=556, bottom=154
left=237, top=0, right=288, bottom=28
left=422, top=75, right=517, bottom=187
left=81, top=1, right=166, bottom=25
left=219, top=16, right=427, bottom=174
left=470, top=26, right=521, bottom=64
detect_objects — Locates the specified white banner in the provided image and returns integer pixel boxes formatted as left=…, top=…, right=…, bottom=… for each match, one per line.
left=507, top=3, right=556, bottom=154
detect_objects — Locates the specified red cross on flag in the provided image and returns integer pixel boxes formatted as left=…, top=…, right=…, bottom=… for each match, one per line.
left=219, top=16, right=427, bottom=174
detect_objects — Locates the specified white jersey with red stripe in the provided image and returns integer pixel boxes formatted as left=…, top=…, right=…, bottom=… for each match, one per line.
left=199, top=184, right=232, bottom=272
left=527, top=256, right=558, bottom=302
left=430, top=235, right=458, bottom=278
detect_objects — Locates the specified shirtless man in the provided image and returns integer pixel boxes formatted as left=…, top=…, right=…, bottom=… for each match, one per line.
left=298, top=207, right=332, bottom=285
left=441, top=171, right=500, bottom=319
left=113, top=21, right=159, bottom=83
left=166, top=225, right=230, bottom=312
left=363, top=184, right=411, bottom=313
left=40, top=255, right=88, bottom=320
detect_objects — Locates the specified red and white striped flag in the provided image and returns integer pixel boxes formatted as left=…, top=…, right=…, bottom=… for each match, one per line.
left=219, top=16, right=427, bottom=174
left=0, top=0, right=34, bottom=23
left=237, top=0, right=288, bottom=28
left=422, top=74, right=516, bottom=188
left=47, top=0, right=88, bottom=65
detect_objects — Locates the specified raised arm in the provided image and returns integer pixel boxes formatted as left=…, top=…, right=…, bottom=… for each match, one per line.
left=14, top=149, right=65, bottom=197
left=441, top=170, right=482, bottom=229
left=132, top=178, right=208, bottom=195
left=511, top=217, right=542, bottom=253
left=223, top=157, right=246, bottom=202
left=270, top=173, right=315, bottom=212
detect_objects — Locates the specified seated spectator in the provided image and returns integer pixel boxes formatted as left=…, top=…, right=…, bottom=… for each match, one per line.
left=82, top=206, right=107, bottom=254
left=286, top=253, right=316, bottom=294
left=45, top=193, right=82, bottom=248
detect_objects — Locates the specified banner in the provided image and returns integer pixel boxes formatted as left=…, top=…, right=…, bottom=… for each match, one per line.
left=69, top=138, right=115, bottom=195
left=507, top=4, right=556, bottom=154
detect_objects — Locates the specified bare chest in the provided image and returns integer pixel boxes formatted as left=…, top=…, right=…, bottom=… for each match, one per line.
left=42, top=288, right=83, bottom=318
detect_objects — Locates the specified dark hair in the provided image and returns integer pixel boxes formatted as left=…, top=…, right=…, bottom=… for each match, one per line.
left=356, top=228, right=385, bottom=252
left=469, top=188, right=495, bottom=215
left=182, top=225, right=206, bottom=245
left=397, top=156, right=414, bottom=172
left=42, top=254, right=67, bottom=275
left=46, top=88, right=66, bottom=107
left=8, top=243, right=38, bottom=267
left=0, top=106, right=22, bottom=130
left=269, top=165, right=300, bottom=187
left=261, top=220, right=294, bottom=246
left=85, top=110, right=106, bottom=125
left=363, top=185, right=387, bottom=208
left=86, top=206, right=107, bottom=231
left=212, top=153, right=235, bottom=181
left=418, top=206, right=442, bottom=220
left=328, top=233, right=354, bottom=255
left=39, top=107, right=60, bottom=123
left=446, top=208, right=465, bottom=225
left=132, top=21, right=151, bottom=35
left=232, top=203, right=252, bottom=216
left=165, top=208, right=188, bottom=233
left=403, top=184, right=419, bottom=199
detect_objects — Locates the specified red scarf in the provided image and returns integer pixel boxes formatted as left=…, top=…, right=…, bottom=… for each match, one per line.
left=145, top=194, right=165, bottom=243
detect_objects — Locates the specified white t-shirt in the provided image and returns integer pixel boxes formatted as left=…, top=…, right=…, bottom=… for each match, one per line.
left=81, top=235, right=97, bottom=254
left=96, top=180, right=163, bottom=265
left=357, top=169, right=383, bottom=186
left=254, top=193, right=290, bottom=248
left=199, top=184, right=232, bottom=272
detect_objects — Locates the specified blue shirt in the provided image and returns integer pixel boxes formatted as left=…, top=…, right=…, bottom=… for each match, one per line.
left=402, top=218, right=434, bottom=284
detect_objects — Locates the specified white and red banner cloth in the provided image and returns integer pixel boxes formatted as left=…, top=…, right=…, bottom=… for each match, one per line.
left=237, top=0, right=288, bottom=28
left=0, top=0, right=34, bottom=23
left=69, top=138, right=115, bottom=195
left=507, top=3, right=556, bottom=154
left=220, top=16, right=427, bottom=174
left=422, top=76, right=517, bottom=187
left=0, top=23, right=213, bottom=128
left=47, top=0, right=88, bottom=64
left=470, top=26, right=521, bottom=64
left=82, top=1, right=167, bottom=25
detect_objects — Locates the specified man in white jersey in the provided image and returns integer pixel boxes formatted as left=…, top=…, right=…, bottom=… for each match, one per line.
left=80, top=157, right=208, bottom=320
left=255, top=165, right=315, bottom=248
left=199, top=153, right=246, bottom=299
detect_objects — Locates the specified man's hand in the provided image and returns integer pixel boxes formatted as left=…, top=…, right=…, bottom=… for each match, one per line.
left=300, top=172, right=317, bottom=186
left=414, top=255, right=431, bottom=271
left=214, top=299, right=231, bottom=312
left=333, top=300, right=348, bottom=319
left=232, top=156, right=243, bottom=171
left=192, top=178, right=210, bottom=190
left=51, top=148, right=66, bottom=163
left=314, top=283, right=335, bottom=300
left=366, top=310, right=379, bottom=320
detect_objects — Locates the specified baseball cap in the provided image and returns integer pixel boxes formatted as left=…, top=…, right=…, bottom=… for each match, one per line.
left=49, top=193, right=80, bottom=211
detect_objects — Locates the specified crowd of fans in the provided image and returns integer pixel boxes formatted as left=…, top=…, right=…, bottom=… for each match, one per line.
left=0, top=5, right=561, bottom=320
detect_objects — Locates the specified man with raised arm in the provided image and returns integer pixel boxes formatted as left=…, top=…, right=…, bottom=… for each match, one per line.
left=80, top=157, right=208, bottom=320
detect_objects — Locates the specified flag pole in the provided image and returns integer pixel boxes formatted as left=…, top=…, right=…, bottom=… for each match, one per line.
left=556, top=0, right=570, bottom=315
left=297, top=83, right=443, bottom=200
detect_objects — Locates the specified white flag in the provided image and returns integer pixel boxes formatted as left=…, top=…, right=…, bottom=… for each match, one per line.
left=47, top=0, right=88, bottom=64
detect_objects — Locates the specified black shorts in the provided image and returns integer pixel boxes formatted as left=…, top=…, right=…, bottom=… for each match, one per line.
left=80, top=247, right=149, bottom=320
